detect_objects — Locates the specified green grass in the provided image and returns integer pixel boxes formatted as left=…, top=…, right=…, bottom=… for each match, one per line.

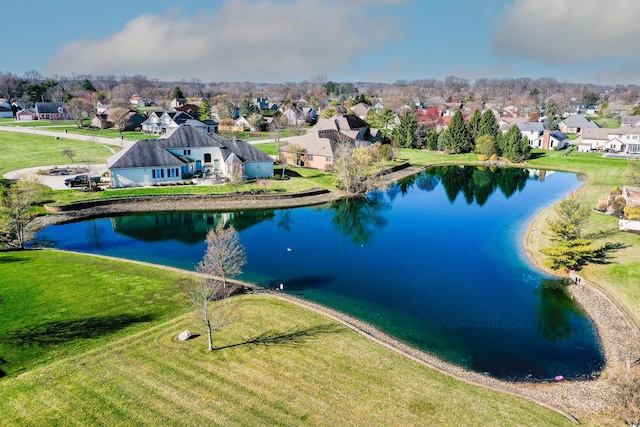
left=0, top=288, right=575, bottom=426
left=254, top=142, right=278, bottom=156
left=0, top=119, right=80, bottom=127
left=0, top=250, right=194, bottom=378
left=591, top=117, right=621, bottom=128
left=0, top=131, right=120, bottom=175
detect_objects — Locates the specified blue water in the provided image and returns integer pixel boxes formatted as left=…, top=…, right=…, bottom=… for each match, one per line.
left=34, top=167, right=604, bottom=381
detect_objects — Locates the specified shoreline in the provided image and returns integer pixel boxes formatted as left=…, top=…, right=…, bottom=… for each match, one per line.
left=21, top=164, right=640, bottom=421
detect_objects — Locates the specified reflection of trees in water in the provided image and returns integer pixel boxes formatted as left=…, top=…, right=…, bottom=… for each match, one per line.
left=111, top=210, right=275, bottom=244
left=423, top=166, right=530, bottom=205
left=535, top=279, right=582, bottom=342
left=331, top=192, right=390, bottom=244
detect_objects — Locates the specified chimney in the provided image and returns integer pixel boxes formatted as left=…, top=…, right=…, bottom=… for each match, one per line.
left=542, top=130, right=550, bottom=150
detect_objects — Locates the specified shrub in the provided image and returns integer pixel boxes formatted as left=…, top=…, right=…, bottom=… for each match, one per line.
left=596, top=196, right=608, bottom=211
left=612, top=196, right=627, bottom=216
left=478, top=154, right=488, bottom=161
left=489, top=154, right=498, bottom=162
left=624, top=206, right=640, bottom=220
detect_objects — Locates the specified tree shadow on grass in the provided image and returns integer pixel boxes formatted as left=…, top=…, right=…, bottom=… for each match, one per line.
left=213, top=324, right=342, bottom=351
left=0, top=254, right=30, bottom=264
left=6, top=314, right=154, bottom=346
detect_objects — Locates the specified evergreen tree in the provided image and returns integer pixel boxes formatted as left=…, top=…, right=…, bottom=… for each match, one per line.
left=171, top=86, right=185, bottom=100
left=394, top=110, right=419, bottom=148
left=501, top=125, right=531, bottom=163
left=199, top=98, right=212, bottom=121
left=442, top=110, right=473, bottom=153
left=478, top=109, right=499, bottom=139
left=426, top=132, right=439, bottom=150
left=468, top=109, right=482, bottom=140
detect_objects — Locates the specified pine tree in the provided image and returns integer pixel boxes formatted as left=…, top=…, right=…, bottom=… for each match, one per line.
left=442, top=110, right=473, bottom=153
left=468, top=109, right=482, bottom=140
left=171, top=86, right=185, bottom=100
left=478, top=109, right=500, bottom=139
left=501, top=126, right=531, bottom=163
left=394, top=110, right=419, bottom=148
left=199, top=98, right=212, bottom=121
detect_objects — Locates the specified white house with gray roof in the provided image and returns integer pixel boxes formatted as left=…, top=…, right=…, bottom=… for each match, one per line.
left=107, top=124, right=273, bottom=188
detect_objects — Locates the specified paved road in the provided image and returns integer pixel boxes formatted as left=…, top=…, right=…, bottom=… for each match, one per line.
left=0, top=125, right=133, bottom=149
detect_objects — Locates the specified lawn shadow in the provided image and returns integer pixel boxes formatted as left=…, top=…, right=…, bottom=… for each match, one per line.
left=0, top=254, right=30, bottom=264
left=7, top=314, right=154, bottom=346
left=214, top=324, right=342, bottom=351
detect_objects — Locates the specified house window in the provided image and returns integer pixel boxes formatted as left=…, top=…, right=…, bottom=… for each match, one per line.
left=160, top=169, right=164, bottom=178
left=183, top=149, right=191, bottom=155
left=213, top=159, right=220, bottom=171
left=307, top=154, right=313, bottom=161
left=152, top=170, right=156, bottom=179
left=204, top=153, right=212, bottom=163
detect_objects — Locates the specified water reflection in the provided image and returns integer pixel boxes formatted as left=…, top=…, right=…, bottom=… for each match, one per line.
left=424, top=166, right=530, bottom=205
left=112, top=210, right=275, bottom=244
left=330, top=191, right=390, bottom=244
left=535, top=279, right=582, bottom=342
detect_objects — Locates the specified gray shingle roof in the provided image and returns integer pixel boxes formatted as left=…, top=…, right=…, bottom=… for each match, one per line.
left=221, top=139, right=274, bottom=163
left=561, top=114, right=599, bottom=129
left=35, top=102, right=66, bottom=114
left=107, top=139, right=186, bottom=169
left=159, top=124, right=224, bottom=149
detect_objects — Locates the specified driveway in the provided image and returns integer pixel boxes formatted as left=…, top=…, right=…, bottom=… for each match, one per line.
left=3, top=164, right=108, bottom=190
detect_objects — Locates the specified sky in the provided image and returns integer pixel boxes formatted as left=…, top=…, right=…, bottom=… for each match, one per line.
left=4, top=0, right=640, bottom=85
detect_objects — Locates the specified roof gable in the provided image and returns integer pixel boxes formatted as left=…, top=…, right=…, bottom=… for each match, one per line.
left=107, top=140, right=186, bottom=169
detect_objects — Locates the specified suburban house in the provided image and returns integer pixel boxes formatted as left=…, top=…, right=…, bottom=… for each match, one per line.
left=621, top=116, right=640, bottom=128
left=107, top=124, right=273, bottom=188
left=90, top=109, right=147, bottom=131
left=35, top=102, right=69, bottom=120
left=279, top=114, right=380, bottom=170
left=252, top=97, right=279, bottom=113
left=129, top=96, right=155, bottom=107
left=558, top=114, right=599, bottom=135
left=140, top=111, right=216, bottom=134
left=351, top=102, right=372, bottom=119
left=579, top=127, right=640, bottom=153
left=533, top=130, right=570, bottom=150
left=16, top=109, right=37, bottom=121
left=500, top=122, right=545, bottom=148
left=281, top=105, right=307, bottom=126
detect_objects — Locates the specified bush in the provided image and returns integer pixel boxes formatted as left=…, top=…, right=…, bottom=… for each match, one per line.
left=624, top=206, right=640, bottom=220
left=489, top=154, right=498, bottom=162
left=612, top=196, right=627, bottom=216
left=596, top=196, right=608, bottom=211
left=478, top=154, right=488, bottom=161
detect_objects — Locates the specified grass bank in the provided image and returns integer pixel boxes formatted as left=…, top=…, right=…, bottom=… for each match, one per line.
left=0, top=286, right=574, bottom=426
left=0, top=131, right=119, bottom=176
left=0, top=250, right=194, bottom=378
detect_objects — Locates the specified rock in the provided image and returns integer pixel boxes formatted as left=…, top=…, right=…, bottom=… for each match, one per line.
left=178, top=330, right=191, bottom=341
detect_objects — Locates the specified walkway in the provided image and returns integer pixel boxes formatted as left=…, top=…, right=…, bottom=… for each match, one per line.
left=0, top=125, right=133, bottom=149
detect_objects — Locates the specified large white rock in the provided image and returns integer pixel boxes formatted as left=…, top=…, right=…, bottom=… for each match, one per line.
left=178, top=330, right=191, bottom=341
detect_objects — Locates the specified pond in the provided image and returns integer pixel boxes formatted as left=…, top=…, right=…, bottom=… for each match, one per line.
left=34, top=166, right=604, bottom=381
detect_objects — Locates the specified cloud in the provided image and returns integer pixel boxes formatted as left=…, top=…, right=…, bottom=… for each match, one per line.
left=492, top=0, right=640, bottom=65
left=45, top=0, right=403, bottom=82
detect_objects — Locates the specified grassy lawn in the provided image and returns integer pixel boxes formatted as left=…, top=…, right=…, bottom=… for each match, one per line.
left=0, top=250, right=194, bottom=378
left=254, top=142, right=278, bottom=156
left=0, top=119, right=79, bottom=127
left=0, top=131, right=120, bottom=176
left=591, top=117, right=621, bottom=128
left=0, top=281, right=575, bottom=426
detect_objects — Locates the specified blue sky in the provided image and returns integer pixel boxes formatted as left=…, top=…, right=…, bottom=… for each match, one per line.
left=4, top=0, right=640, bottom=85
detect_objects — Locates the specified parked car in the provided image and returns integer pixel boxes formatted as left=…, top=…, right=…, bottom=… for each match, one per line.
left=64, top=174, right=101, bottom=187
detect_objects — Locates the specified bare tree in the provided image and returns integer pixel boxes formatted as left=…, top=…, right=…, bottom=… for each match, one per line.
left=0, top=72, right=23, bottom=104
left=608, top=366, right=640, bottom=426
left=61, top=148, right=76, bottom=164
left=0, top=175, right=43, bottom=248
left=67, top=98, right=94, bottom=128
left=188, top=224, right=247, bottom=351
left=333, top=139, right=379, bottom=195
left=109, top=107, right=131, bottom=132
